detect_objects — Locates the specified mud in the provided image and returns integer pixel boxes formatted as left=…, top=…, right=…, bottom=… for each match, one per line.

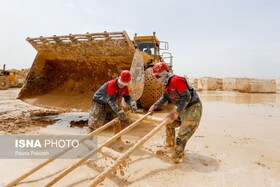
left=0, top=89, right=61, bottom=134
left=0, top=109, right=60, bottom=134
left=0, top=111, right=59, bottom=134
left=69, top=119, right=88, bottom=128
left=0, top=88, right=280, bottom=186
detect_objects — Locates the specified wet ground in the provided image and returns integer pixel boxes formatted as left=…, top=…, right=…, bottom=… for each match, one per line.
left=0, top=88, right=280, bottom=187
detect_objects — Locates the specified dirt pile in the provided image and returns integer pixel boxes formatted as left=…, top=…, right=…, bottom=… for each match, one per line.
left=0, top=109, right=59, bottom=134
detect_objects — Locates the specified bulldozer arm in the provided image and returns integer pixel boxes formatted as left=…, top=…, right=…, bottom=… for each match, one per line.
left=18, top=31, right=139, bottom=111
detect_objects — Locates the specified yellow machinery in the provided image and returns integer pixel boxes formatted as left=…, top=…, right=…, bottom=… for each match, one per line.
left=0, top=64, right=17, bottom=90
left=18, top=31, right=173, bottom=110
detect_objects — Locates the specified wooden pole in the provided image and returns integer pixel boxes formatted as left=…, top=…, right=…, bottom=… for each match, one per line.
left=128, top=113, right=164, bottom=123
left=45, top=112, right=151, bottom=187
left=5, top=118, right=118, bottom=187
left=89, top=118, right=172, bottom=186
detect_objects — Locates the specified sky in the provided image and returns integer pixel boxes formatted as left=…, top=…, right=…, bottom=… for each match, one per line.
left=0, top=0, right=279, bottom=79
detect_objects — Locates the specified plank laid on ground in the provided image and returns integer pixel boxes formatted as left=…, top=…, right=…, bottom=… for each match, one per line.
left=45, top=112, right=151, bottom=187
left=90, top=117, right=172, bottom=186
left=5, top=118, right=118, bottom=187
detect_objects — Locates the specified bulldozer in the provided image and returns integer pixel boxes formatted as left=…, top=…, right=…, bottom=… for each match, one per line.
left=0, top=64, right=18, bottom=90
left=18, top=31, right=173, bottom=111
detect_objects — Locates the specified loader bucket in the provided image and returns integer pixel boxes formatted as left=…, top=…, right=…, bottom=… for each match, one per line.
left=18, top=31, right=137, bottom=111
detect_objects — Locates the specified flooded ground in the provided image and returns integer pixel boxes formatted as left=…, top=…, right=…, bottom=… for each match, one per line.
left=199, top=90, right=280, bottom=104
left=0, top=88, right=280, bottom=187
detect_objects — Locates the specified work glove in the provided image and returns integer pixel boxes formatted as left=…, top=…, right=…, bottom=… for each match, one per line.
left=167, top=111, right=179, bottom=122
left=148, top=104, right=157, bottom=115
left=130, top=104, right=137, bottom=112
left=117, top=110, right=126, bottom=120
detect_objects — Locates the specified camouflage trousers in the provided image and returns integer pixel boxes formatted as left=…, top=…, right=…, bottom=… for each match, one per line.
left=166, top=101, right=203, bottom=153
left=88, top=101, right=116, bottom=130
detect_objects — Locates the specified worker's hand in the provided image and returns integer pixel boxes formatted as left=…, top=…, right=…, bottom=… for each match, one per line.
left=167, top=111, right=179, bottom=122
left=117, top=110, right=126, bottom=120
left=130, top=104, right=137, bottom=112
left=148, top=105, right=157, bottom=115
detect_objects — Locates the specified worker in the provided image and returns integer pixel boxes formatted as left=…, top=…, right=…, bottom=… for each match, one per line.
left=88, top=70, right=137, bottom=132
left=148, top=62, right=202, bottom=163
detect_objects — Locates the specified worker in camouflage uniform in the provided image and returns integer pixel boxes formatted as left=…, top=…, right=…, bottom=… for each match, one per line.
left=148, top=62, right=202, bottom=163
left=88, top=70, right=137, bottom=132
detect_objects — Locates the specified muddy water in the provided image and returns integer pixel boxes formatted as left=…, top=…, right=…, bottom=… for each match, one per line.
left=1, top=89, right=280, bottom=186
left=1, top=89, right=279, bottom=135
left=199, top=91, right=280, bottom=104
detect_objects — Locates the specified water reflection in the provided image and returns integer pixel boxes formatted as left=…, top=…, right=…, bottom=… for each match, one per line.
left=198, top=91, right=280, bottom=104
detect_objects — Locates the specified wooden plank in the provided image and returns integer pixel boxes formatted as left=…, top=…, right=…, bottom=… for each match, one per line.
left=128, top=113, right=164, bottom=123
left=5, top=118, right=118, bottom=187
left=89, top=118, right=172, bottom=186
left=45, top=112, right=151, bottom=187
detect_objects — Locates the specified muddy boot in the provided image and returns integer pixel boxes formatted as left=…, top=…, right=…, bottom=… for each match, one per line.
left=171, top=138, right=186, bottom=164
left=165, top=126, right=175, bottom=147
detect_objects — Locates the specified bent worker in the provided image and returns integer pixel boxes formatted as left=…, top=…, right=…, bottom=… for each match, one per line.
left=88, top=70, right=137, bottom=132
left=148, top=62, right=202, bottom=163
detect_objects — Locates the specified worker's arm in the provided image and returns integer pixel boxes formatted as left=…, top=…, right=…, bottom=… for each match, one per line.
left=108, top=96, right=120, bottom=113
left=123, top=87, right=137, bottom=111
left=124, top=95, right=137, bottom=110
left=106, top=80, right=122, bottom=113
left=171, top=76, right=191, bottom=113
left=123, top=95, right=133, bottom=105
left=154, top=93, right=169, bottom=108
left=148, top=93, right=168, bottom=114
left=123, top=86, right=132, bottom=105
left=108, top=97, right=125, bottom=119
left=176, top=91, right=191, bottom=113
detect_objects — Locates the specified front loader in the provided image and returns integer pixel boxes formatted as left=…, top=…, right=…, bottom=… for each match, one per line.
left=0, top=64, right=18, bottom=90
left=18, top=31, right=173, bottom=110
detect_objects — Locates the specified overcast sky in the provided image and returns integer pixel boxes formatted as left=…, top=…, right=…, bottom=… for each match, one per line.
left=0, top=0, right=279, bottom=79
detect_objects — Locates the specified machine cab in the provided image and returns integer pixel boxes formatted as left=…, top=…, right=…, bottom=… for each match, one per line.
left=134, top=32, right=160, bottom=57
left=135, top=40, right=159, bottom=56
left=133, top=32, right=172, bottom=68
